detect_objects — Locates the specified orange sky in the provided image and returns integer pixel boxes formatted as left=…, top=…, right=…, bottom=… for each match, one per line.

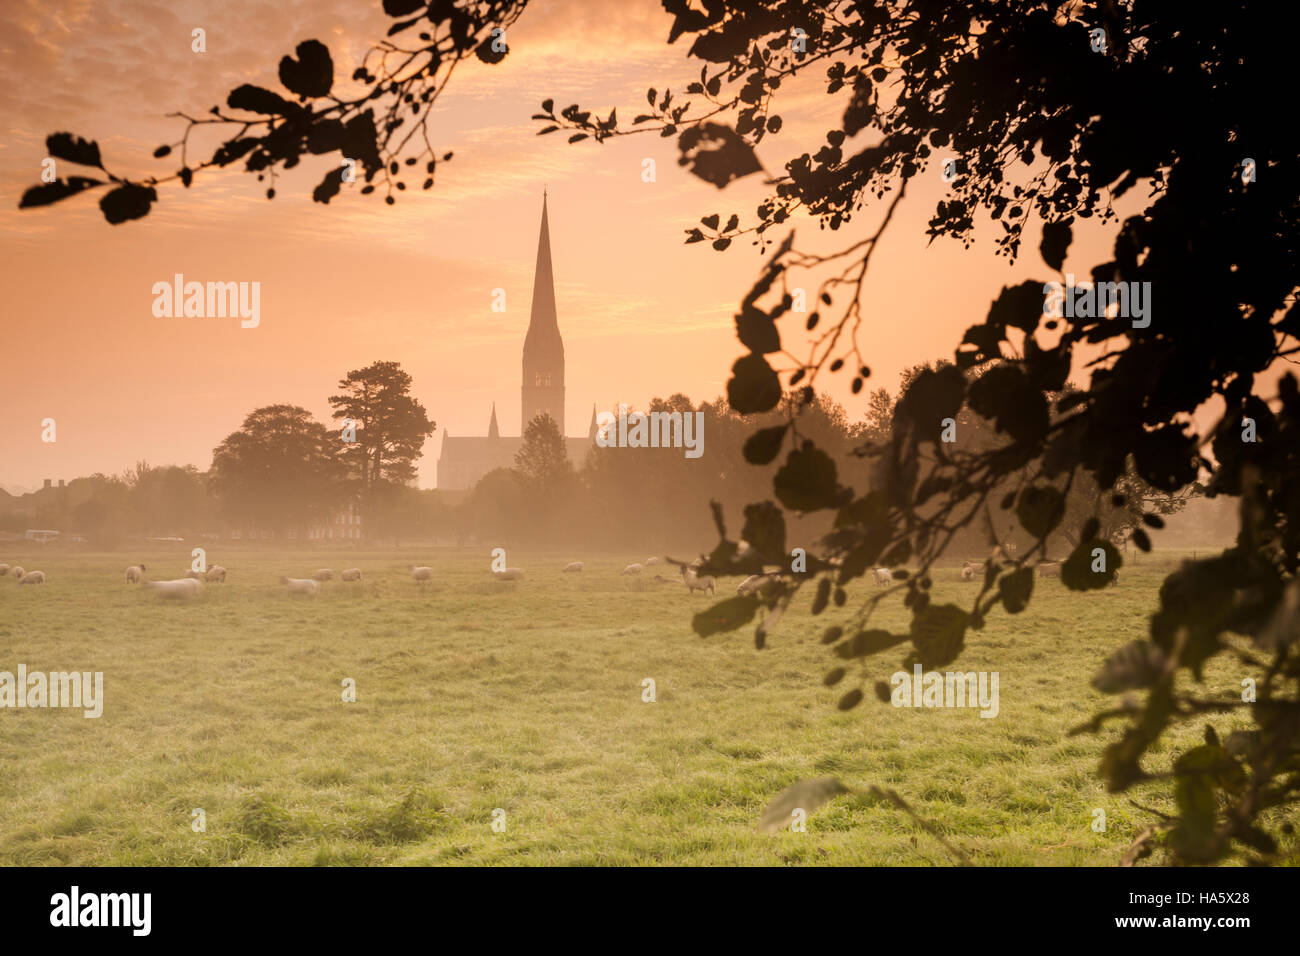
left=0, top=0, right=1125, bottom=492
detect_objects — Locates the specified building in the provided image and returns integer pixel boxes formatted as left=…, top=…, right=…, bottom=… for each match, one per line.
left=437, top=193, right=595, bottom=490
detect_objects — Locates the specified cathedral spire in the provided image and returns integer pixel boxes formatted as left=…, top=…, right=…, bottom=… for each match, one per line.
left=587, top=403, right=597, bottom=441
left=522, top=191, right=565, bottom=435
left=488, top=402, right=499, bottom=439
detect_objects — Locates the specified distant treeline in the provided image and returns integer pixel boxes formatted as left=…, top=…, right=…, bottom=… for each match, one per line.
left=0, top=361, right=1236, bottom=555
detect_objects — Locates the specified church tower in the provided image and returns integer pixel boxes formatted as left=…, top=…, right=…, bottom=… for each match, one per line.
left=521, top=192, right=565, bottom=435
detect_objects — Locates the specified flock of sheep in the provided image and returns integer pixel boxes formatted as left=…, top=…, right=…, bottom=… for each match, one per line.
left=0, top=553, right=1109, bottom=600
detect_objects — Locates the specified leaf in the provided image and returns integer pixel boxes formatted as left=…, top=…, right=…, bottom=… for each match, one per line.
left=19, top=177, right=102, bottom=209
left=475, top=33, right=508, bottom=64
left=742, top=425, right=788, bottom=465
left=757, top=778, right=850, bottom=833
left=837, top=689, right=864, bottom=710
left=909, top=603, right=968, bottom=669
left=692, top=595, right=760, bottom=637
left=1092, top=640, right=1166, bottom=693
left=999, top=567, right=1034, bottom=614
left=1040, top=219, right=1073, bottom=271
left=727, top=354, right=782, bottom=414
left=1016, top=485, right=1064, bottom=539
left=741, top=501, right=786, bottom=559
left=306, top=119, right=346, bottom=155
left=1062, top=538, right=1122, bottom=591
left=98, top=183, right=156, bottom=224
left=773, top=445, right=839, bottom=513
left=279, top=39, right=334, bottom=99
left=382, top=0, right=424, bottom=14
left=894, top=364, right=965, bottom=437
left=823, top=667, right=847, bottom=686
left=227, top=83, right=300, bottom=116
left=677, top=122, right=762, bottom=189
left=312, top=167, right=345, bottom=204
left=45, top=132, right=103, bottom=169
left=735, top=305, right=779, bottom=353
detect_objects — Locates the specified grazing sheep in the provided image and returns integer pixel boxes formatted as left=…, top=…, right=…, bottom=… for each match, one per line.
left=1036, top=561, right=1063, bottom=578
left=680, top=562, right=716, bottom=596
left=205, top=565, right=227, bottom=583
left=1110, top=569, right=1119, bottom=587
left=0, top=564, right=8, bottom=576
left=562, top=561, right=584, bottom=573
left=644, top=556, right=661, bottom=567
left=737, top=573, right=778, bottom=596
left=493, top=568, right=525, bottom=581
left=961, top=561, right=977, bottom=582
left=621, top=563, right=643, bottom=576
left=341, top=568, right=362, bottom=582
left=18, top=570, right=45, bottom=585
left=125, top=563, right=147, bottom=584
left=184, top=569, right=204, bottom=579
left=312, top=569, right=333, bottom=582
left=872, top=567, right=892, bottom=586
left=146, top=578, right=203, bottom=600
left=9, top=566, right=24, bottom=580
left=281, top=577, right=320, bottom=596
left=411, top=566, right=433, bottom=583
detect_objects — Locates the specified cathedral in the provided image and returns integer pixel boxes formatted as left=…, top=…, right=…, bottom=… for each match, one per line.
left=436, top=194, right=595, bottom=490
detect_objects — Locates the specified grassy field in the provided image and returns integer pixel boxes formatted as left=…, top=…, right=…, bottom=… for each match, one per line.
left=0, top=546, right=1275, bottom=866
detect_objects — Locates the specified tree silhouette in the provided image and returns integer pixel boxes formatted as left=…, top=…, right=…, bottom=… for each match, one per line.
left=329, top=360, right=436, bottom=492
left=23, top=0, right=1300, bottom=863
left=209, top=405, right=341, bottom=535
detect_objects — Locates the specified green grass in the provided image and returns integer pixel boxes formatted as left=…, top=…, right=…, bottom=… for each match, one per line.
left=0, top=546, right=1273, bottom=865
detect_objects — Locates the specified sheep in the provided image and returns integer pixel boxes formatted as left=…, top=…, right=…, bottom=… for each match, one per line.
left=493, top=568, right=525, bottom=581
left=9, top=566, right=24, bottom=580
left=961, top=561, right=977, bottom=582
left=1036, top=561, right=1063, bottom=578
left=562, top=562, right=584, bottom=573
left=146, top=578, right=203, bottom=600
left=205, top=565, right=227, bottom=583
left=0, top=564, right=8, bottom=576
left=872, top=567, right=893, bottom=586
left=621, top=563, right=643, bottom=576
left=1110, top=569, right=1119, bottom=587
left=341, top=568, right=362, bottom=582
left=411, top=566, right=433, bottom=583
left=125, top=563, right=147, bottom=584
left=18, top=570, right=45, bottom=585
left=680, top=561, right=716, bottom=596
left=281, top=576, right=320, bottom=596
left=737, top=573, right=778, bottom=596
left=312, top=569, right=333, bottom=582
left=644, top=556, right=661, bottom=567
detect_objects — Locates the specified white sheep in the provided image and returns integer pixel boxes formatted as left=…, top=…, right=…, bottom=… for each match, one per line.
left=312, top=569, right=333, bottom=582
left=872, top=567, right=893, bottom=586
left=411, top=566, right=433, bottom=583
left=562, top=562, right=584, bottom=573
left=341, top=568, right=362, bottom=582
left=125, top=563, right=147, bottom=583
left=281, top=576, right=320, bottom=596
left=9, top=566, right=24, bottom=580
left=621, top=563, right=643, bottom=576
left=737, top=573, right=778, bottom=596
left=644, top=556, right=661, bottom=567
left=961, top=561, right=977, bottom=582
left=18, top=570, right=45, bottom=585
left=205, top=565, right=227, bottom=583
left=146, top=578, right=203, bottom=600
left=680, top=562, right=716, bottom=596
left=0, top=564, right=9, bottom=576
left=1036, top=561, right=1063, bottom=578
left=493, top=568, right=525, bottom=581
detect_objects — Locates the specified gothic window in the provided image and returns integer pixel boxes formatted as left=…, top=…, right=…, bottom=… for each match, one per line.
left=535, top=372, right=542, bottom=386
left=545, top=373, right=552, bottom=387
